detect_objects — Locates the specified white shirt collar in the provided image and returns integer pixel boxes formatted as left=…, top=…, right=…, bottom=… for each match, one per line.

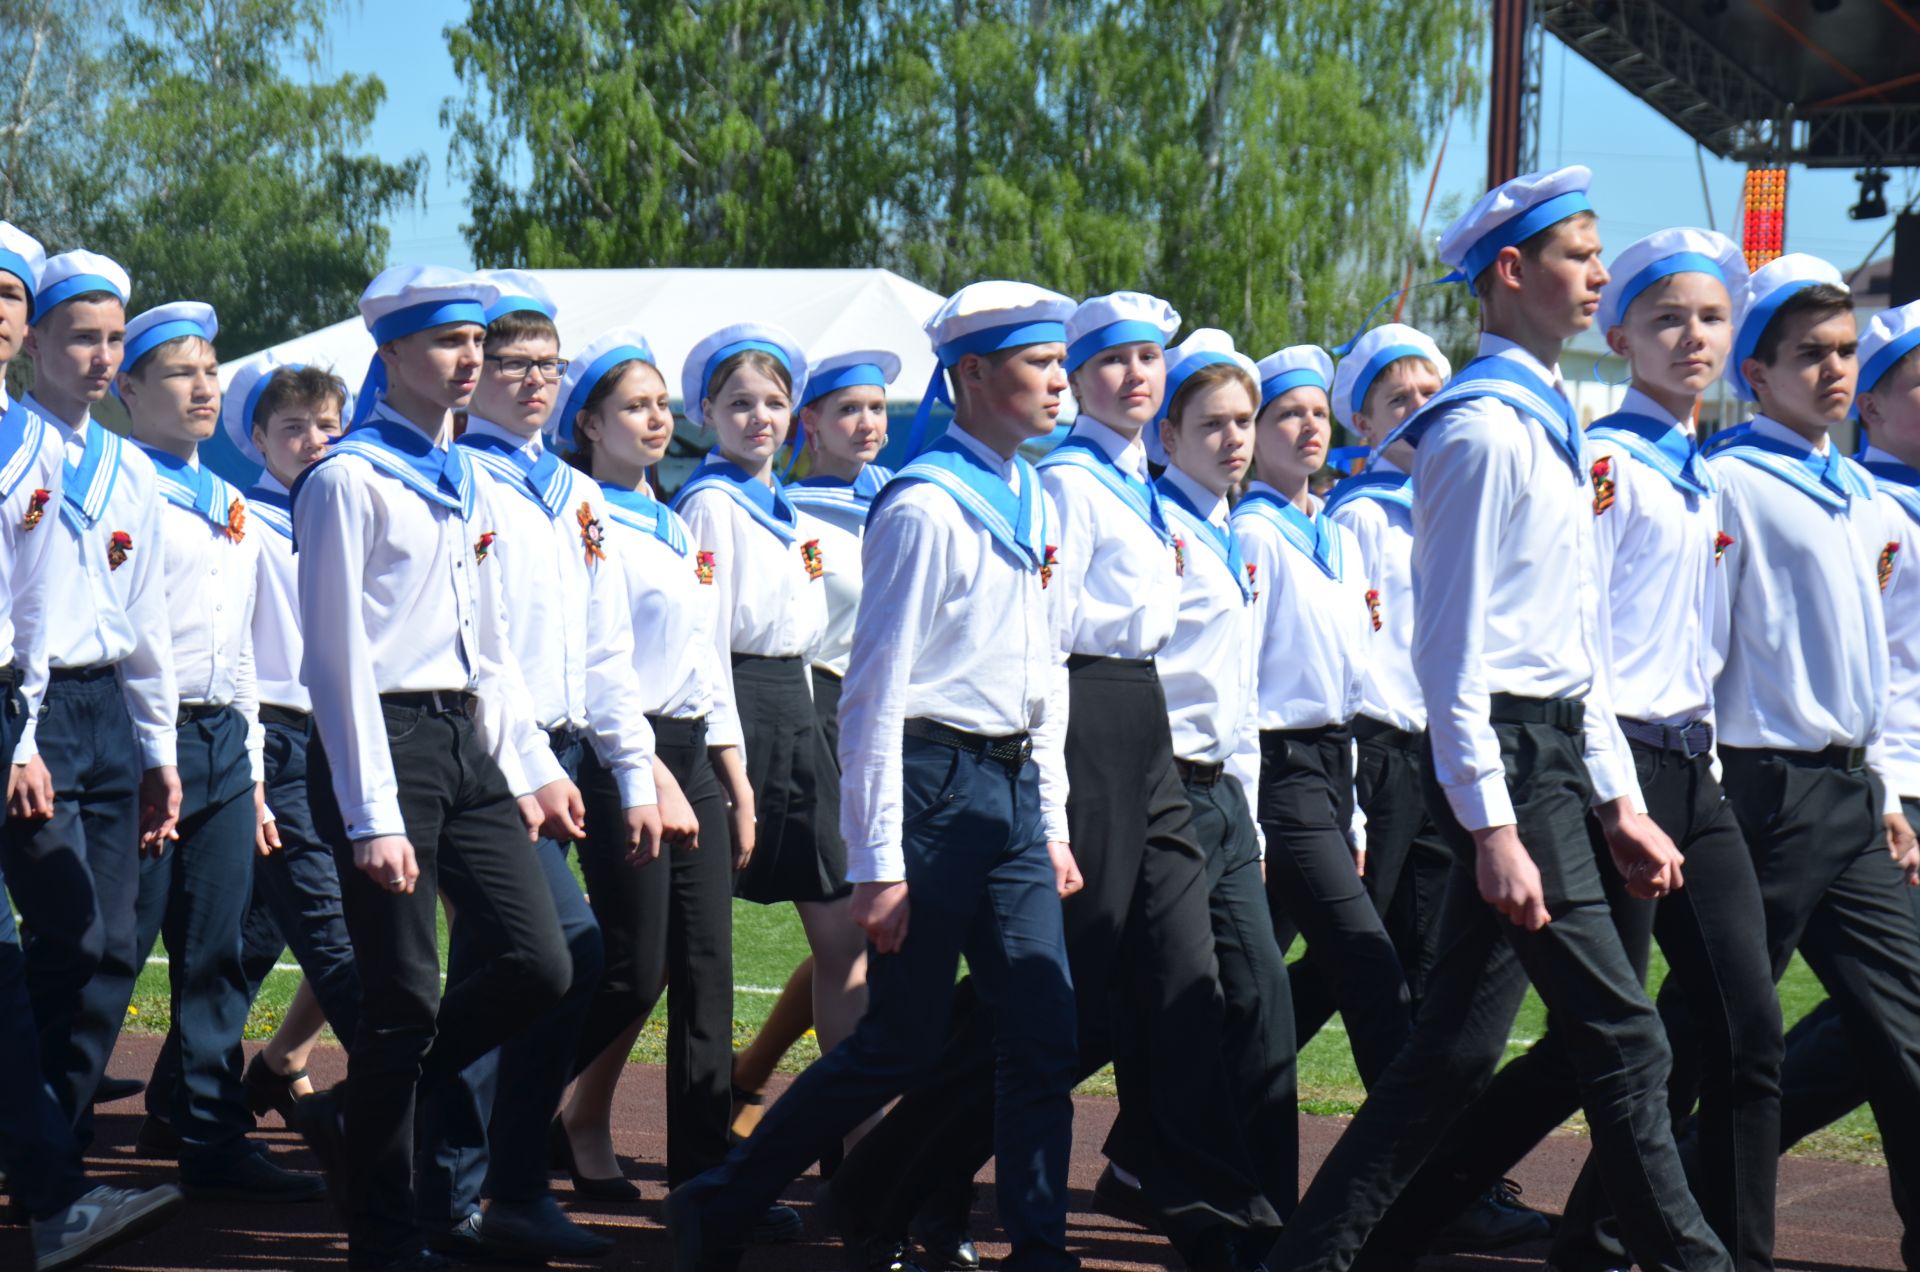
left=1162, top=461, right=1228, bottom=526
left=1619, top=386, right=1693, bottom=436
left=1071, top=412, right=1148, bottom=478
left=464, top=414, right=545, bottom=458
left=23, top=390, right=89, bottom=435
left=1369, top=451, right=1407, bottom=477
left=1244, top=478, right=1321, bottom=515
left=1866, top=444, right=1901, bottom=466
left=372, top=398, right=448, bottom=450
left=1478, top=332, right=1565, bottom=392
left=1750, top=413, right=1828, bottom=456
left=944, top=422, right=1020, bottom=487
left=257, top=470, right=292, bottom=496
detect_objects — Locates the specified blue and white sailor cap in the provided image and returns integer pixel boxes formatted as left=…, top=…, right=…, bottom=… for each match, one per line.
left=925, top=281, right=1075, bottom=365
left=354, top=265, right=498, bottom=426
left=124, top=301, right=217, bottom=371
left=1064, top=291, right=1181, bottom=374
left=681, top=322, right=808, bottom=430
left=1725, top=253, right=1847, bottom=403
left=1438, top=165, right=1594, bottom=282
left=552, top=327, right=659, bottom=446
left=1597, top=228, right=1746, bottom=333
left=1857, top=300, right=1920, bottom=404
left=480, top=269, right=558, bottom=323
left=0, top=222, right=45, bottom=318
left=1254, top=345, right=1335, bottom=412
left=222, top=353, right=296, bottom=465
left=802, top=349, right=901, bottom=406
left=1329, top=324, right=1451, bottom=435
left=33, top=249, right=130, bottom=323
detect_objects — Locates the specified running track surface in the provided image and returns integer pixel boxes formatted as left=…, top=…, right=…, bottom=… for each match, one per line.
left=6, top=1034, right=1902, bottom=1270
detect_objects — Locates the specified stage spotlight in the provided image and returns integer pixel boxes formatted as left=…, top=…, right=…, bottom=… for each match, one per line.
left=1853, top=169, right=1890, bottom=220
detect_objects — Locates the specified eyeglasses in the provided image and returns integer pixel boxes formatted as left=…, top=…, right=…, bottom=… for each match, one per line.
left=485, top=355, right=570, bottom=380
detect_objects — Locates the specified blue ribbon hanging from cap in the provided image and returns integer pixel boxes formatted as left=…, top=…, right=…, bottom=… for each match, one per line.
left=33, top=272, right=121, bottom=322
left=1259, top=367, right=1328, bottom=409
left=904, top=318, right=1069, bottom=460
left=555, top=342, right=655, bottom=448
left=353, top=298, right=491, bottom=429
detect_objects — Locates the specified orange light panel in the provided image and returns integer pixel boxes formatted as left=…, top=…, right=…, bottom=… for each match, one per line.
left=1742, top=168, right=1788, bottom=270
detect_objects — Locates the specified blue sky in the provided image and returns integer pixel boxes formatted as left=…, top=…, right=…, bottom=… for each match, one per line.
left=324, top=2, right=1907, bottom=280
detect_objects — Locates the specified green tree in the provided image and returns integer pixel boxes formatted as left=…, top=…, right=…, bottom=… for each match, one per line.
left=0, top=0, right=116, bottom=244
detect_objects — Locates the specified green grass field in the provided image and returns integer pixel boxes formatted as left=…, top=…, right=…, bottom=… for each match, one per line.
left=128, top=881, right=1885, bottom=1166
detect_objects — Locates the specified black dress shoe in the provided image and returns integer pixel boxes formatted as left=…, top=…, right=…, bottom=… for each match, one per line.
left=548, top=1118, right=640, bottom=1203
left=478, top=1195, right=615, bottom=1261
left=288, top=1085, right=349, bottom=1216
left=662, top=1185, right=743, bottom=1272
left=847, top=1238, right=928, bottom=1272
left=747, top=1203, right=802, bottom=1244
left=909, top=1212, right=978, bottom=1270
left=424, top=1213, right=493, bottom=1263
left=181, top=1146, right=327, bottom=1202
left=92, top=1075, right=146, bottom=1104
left=1091, top=1163, right=1159, bottom=1230
left=242, top=1052, right=306, bottom=1124
left=1432, top=1178, right=1555, bottom=1253
left=135, top=1115, right=182, bottom=1159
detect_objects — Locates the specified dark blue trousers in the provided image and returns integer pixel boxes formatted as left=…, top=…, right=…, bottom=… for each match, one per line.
left=417, top=732, right=604, bottom=1219
left=0, top=677, right=89, bottom=1219
left=239, top=713, right=361, bottom=1046
left=132, top=706, right=260, bottom=1166
left=677, top=735, right=1079, bottom=1271
left=1, top=665, right=143, bottom=1135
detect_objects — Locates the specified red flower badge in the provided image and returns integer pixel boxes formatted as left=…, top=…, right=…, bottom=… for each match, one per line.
left=696, top=550, right=716, bottom=585
left=1590, top=456, right=1616, bottom=516
left=1040, top=544, right=1058, bottom=589
left=1365, top=587, right=1382, bottom=632
left=22, top=487, right=50, bottom=531
left=226, top=497, right=246, bottom=544
left=474, top=531, right=496, bottom=564
left=108, top=530, right=133, bottom=571
left=1244, top=561, right=1258, bottom=600
left=1172, top=535, right=1186, bottom=578
left=577, top=501, right=606, bottom=565
left=801, top=538, right=825, bottom=581
left=1881, top=541, right=1902, bottom=593
left=1714, top=530, right=1735, bottom=565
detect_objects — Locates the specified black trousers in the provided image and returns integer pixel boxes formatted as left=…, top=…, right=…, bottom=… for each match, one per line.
left=731, top=653, right=846, bottom=904
left=309, top=700, right=571, bottom=1264
left=1364, top=740, right=1783, bottom=1272
left=573, top=715, right=736, bottom=1185
left=1269, top=710, right=1729, bottom=1272
left=1715, top=751, right=1920, bottom=1266
left=1292, top=721, right=1451, bottom=1043
left=832, top=658, right=1277, bottom=1265
left=1261, top=723, right=1411, bottom=1087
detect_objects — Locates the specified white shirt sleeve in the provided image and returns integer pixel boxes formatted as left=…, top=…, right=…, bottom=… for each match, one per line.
left=1581, top=451, right=1646, bottom=813
left=119, top=468, right=180, bottom=771
left=1032, top=490, right=1074, bottom=844
left=10, top=445, right=61, bottom=764
left=236, top=541, right=264, bottom=784
left=471, top=485, right=564, bottom=798
left=583, top=521, right=658, bottom=807
left=681, top=492, right=746, bottom=755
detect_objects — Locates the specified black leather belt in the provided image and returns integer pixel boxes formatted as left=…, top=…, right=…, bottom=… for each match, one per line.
left=1264, top=721, right=1354, bottom=746
left=1175, top=758, right=1226, bottom=786
left=904, top=717, right=1032, bottom=773
left=1489, top=693, right=1585, bottom=733
left=176, top=702, right=227, bottom=727
left=731, top=652, right=802, bottom=666
left=381, top=689, right=476, bottom=715
left=1351, top=715, right=1423, bottom=751
left=259, top=704, right=310, bottom=730
left=1724, top=743, right=1868, bottom=774
left=1620, top=717, right=1714, bottom=757
left=49, top=663, right=118, bottom=685
left=647, top=714, right=708, bottom=750
left=1065, top=653, right=1154, bottom=672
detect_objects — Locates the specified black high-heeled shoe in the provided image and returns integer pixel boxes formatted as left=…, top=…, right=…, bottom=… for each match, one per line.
left=547, top=1118, right=640, bottom=1203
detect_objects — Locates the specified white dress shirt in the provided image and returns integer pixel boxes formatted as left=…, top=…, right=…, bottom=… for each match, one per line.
left=1327, top=455, right=1424, bottom=733
left=246, top=474, right=307, bottom=713
left=0, top=390, right=66, bottom=707
left=1710, top=415, right=1892, bottom=810
left=1587, top=388, right=1719, bottom=726
left=838, top=425, right=1070, bottom=882
left=17, top=394, right=177, bottom=770
left=294, top=401, right=559, bottom=842
left=597, top=482, right=742, bottom=748
left=459, top=418, right=656, bottom=807
left=138, top=446, right=264, bottom=782
left=1234, top=483, right=1370, bottom=732
left=1865, top=446, right=1920, bottom=802
left=1408, top=335, right=1640, bottom=831
left=786, top=470, right=887, bottom=679
left=1038, top=414, right=1181, bottom=659
left=1155, top=464, right=1260, bottom=774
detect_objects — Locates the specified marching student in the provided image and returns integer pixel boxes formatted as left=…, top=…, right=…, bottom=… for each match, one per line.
left=728, top=349, right=898, bottom=1143
left=663, top=279, right=1083, bottom=1272
left=289, top=265, right=584, bottom=1271
left=1706, top=257, right=1920, bottom=1261
left=409, top=272, right=668, bottom=1262
left=1269, top=166, right=1731, bottom=1272
left=4, top=250, right=181, bottom=1140
left=671, top=324, right=870, bottom=1082
left=115, top=301, right=320, bottom=1201
left=549, top=329, right=756, bottom=1209
left=0, top=220, right=187, bottom=1272
left=1232, top=341, right=1413, bottom=1093
left=834, top=291, right=1276, bottom=1272
left=223, top=356, right=361, bottom=1109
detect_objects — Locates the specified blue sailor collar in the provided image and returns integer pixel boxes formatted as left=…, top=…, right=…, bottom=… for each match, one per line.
left=669, top=452, right=801, bottom=545
left=246, top=473, right=294, bottom=541
left=1322, top=454, right=1414, bottom=518
left=36, top=395, right=123, bottom=531
left=1863, top=445, right=1920, bottom=527
left=294, top=400, right=476, bottom=519
left=1710, top=415, right=1872, bottom=511
left=458, top=417, right=572, bottom=517
left=875, top=427, right=1048, bottom=572
left=1036, top=414, right=1172, bottom=544
left=1233, top=482, right=1344, bottom=580
left=787, top=463, right=894, bottom=517
left=599, top=479, right=690, bottom=555
left=1386, top=337, right=1582, bottom=476
left=0, top=393, right=50, bottom=503
left=1156, top=464, right=1250, bottom=601
left=137, top=443, right=243, bottom=536
left=1588, top=389, right=1715, bottom=499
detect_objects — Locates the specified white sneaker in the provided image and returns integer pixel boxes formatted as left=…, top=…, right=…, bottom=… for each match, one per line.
left=31, top=1184, right=184, bottom=1271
